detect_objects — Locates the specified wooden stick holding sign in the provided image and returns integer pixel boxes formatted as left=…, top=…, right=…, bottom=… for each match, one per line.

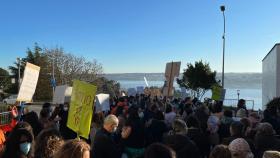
left=67, top=80, right=97, bottom=139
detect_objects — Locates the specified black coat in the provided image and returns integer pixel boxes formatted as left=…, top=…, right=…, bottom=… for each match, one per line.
left=92, top=128, right=122, bottom=158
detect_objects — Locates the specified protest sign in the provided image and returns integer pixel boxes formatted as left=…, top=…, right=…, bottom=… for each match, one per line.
left=67, top=80, right=97, bottom=138
left=64, top=87, right=72, bottom=103
left=17, top=62, right=40, bottom=102
left=211, top=85, right=226, bottom=101
left=52, top=85, right=68, bottom=104
left=95, top=93, right=110, bottom=113
left=164, top=61, right=181, bottom=97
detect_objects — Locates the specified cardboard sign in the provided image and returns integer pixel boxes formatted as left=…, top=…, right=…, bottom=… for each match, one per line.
left=95, top=94, right=110, bottom=113
left=67, top=80, right=97, bottom=139
left=52, top=85, right=68, bottom=104
left=211, top=85, right=226, bottom=101
left=164, top=61, right=181, bottom=97
left=17, top=62, right=40, bottom=102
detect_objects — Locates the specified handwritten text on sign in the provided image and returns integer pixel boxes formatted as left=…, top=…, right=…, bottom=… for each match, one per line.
left=67, top=80, right=97, bottom=139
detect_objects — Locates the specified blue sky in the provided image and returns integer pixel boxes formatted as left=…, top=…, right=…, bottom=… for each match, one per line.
left=0, top=0, right=279, bottom=73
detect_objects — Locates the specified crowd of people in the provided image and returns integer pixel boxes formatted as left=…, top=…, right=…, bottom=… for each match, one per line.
left=0, top=94, right=280, bottom=158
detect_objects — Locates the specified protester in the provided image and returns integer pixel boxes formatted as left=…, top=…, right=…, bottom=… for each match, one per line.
left=121, top=106, right=146, bottom=158
left=254, top=123, right=280, bottom=158
left=186, top=115, right=210, bottom=157
left=165, top=104, right=176, bottom=128
left=144, top=143, right=176, bottom=158
left=208, top=101, right=223, bottom=146
left=92, top=114, right=122, bottom=158
left=54, top=139, right=90, bottom=158
left=210, top=145, right=231, bottom=158
left=2, top=128, right=34, bottom=158
left=34, top=128, right=64, bottom=158
left=164, top=134, right=201, bottom=158
left=145, top=110, right=169, bottom=145
left=228, top=138, right=254, bottom=158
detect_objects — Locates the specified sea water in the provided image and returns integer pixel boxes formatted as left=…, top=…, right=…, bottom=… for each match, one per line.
left=117, top=80, right=262, bottom=110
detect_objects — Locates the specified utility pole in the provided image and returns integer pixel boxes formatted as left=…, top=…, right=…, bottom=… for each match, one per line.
left=17, top=57, right=21, bottom=93
left=220, top=5, right=226, bottom=88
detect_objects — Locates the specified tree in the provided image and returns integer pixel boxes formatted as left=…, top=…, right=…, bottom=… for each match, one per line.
left=177, top=60, right=217, bottom=99
left=43, top=47, right=103, bottom=86
left=0, top=68, right=11, bottom=91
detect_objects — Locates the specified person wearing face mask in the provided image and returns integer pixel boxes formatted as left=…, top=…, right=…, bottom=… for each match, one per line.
left=92, top=114, right=122, bottom=158
left=2, top=128, right=34, bottom=158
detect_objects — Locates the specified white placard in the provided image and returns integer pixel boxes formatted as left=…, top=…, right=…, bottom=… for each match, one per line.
left=95, top=93, right=110, bottom=113
left=17, top=62, right=40, bottom=102
left=64, top=87, right=72, bottom=103
left=52, top=85, right=68, bottom=104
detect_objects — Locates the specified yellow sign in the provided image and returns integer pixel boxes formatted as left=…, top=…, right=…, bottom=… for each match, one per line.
left=212, top=85, right=226, bottom=101
left=67, top=80, right=97, bottom=138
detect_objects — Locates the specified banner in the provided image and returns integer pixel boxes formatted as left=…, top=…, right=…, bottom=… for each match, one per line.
left=95, top=93, right=110, bottom=113
left=67, top=80, right=97, bottom=138
left=17, top=62, right=40, bottom=102
left=211, top=85, right=226, bottom=101
left=52, top=85, right=68, bottom=104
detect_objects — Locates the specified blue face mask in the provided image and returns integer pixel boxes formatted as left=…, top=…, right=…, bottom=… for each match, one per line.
left=20, top=142, right=31, bottom=155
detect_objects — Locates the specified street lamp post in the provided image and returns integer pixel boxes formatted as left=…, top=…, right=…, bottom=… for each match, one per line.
left=17, top=57, right=21, bottom=93
left=220, top=5, right=226, bottom=89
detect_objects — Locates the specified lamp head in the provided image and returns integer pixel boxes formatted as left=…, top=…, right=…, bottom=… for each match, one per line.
left=220, top=5, right=225, bottom=12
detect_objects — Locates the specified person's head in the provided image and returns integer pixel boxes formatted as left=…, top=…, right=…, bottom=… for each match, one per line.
left=224, top=109, right=233, bottom=118
left=172, top=119, right=188, bottom=135
left=263, top=151, right=280, bottom=158
left=248, top=112, right=260, bottom=127
left=103, top=114, right=119, bottom=133
left=40, top=108, right=51, bottom=119
left=127, top=106, right=139, bottom=119
left=42, top=102, right=52, bottom=113
left=229, top=138, right=253, bottom=158
left=186, top=115, right=200, bottom=129
left=210, top=145, right=231, bottom=158
left=14, top=121, right=34, bottom=135
left=54, top=139, right=90, bottom=158
left=237, top=99, right=246, bottom=109
left=211, top=101, right=223, bottom=114
left=145, top=143, right=176, bottom=158
left=256, top=122, right=275, bottom=136
left=3, top=128, right=34, bottom=157
left=230, top=121, right=244, bottom=137
left=35, top=128, right=62, bottom=158
left=22, top=112, right=42, bottom=136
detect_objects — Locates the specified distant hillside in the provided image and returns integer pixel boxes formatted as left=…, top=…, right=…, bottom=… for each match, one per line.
left=102, top=73, right=262, bottom=89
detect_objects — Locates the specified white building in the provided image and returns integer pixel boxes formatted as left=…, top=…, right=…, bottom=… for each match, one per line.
left=262, top=43, right=280, bottom=109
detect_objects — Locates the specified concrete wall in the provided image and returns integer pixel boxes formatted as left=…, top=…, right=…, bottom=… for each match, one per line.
left=262, top=44, right=280, bottom=109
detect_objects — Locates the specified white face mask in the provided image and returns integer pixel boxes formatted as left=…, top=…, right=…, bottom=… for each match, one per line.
left=64, top=106, right=69, bottom=111
left=138, top=112, right=144, bottom=118
left=112, top=127, right=117, bottom=133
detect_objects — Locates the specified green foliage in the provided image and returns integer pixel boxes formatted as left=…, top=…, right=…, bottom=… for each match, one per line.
left=92, top=77, right=120, bottom=97
left=0, top=68, right=11, bottom=92
left=177, top=60, right=217, bottom=99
